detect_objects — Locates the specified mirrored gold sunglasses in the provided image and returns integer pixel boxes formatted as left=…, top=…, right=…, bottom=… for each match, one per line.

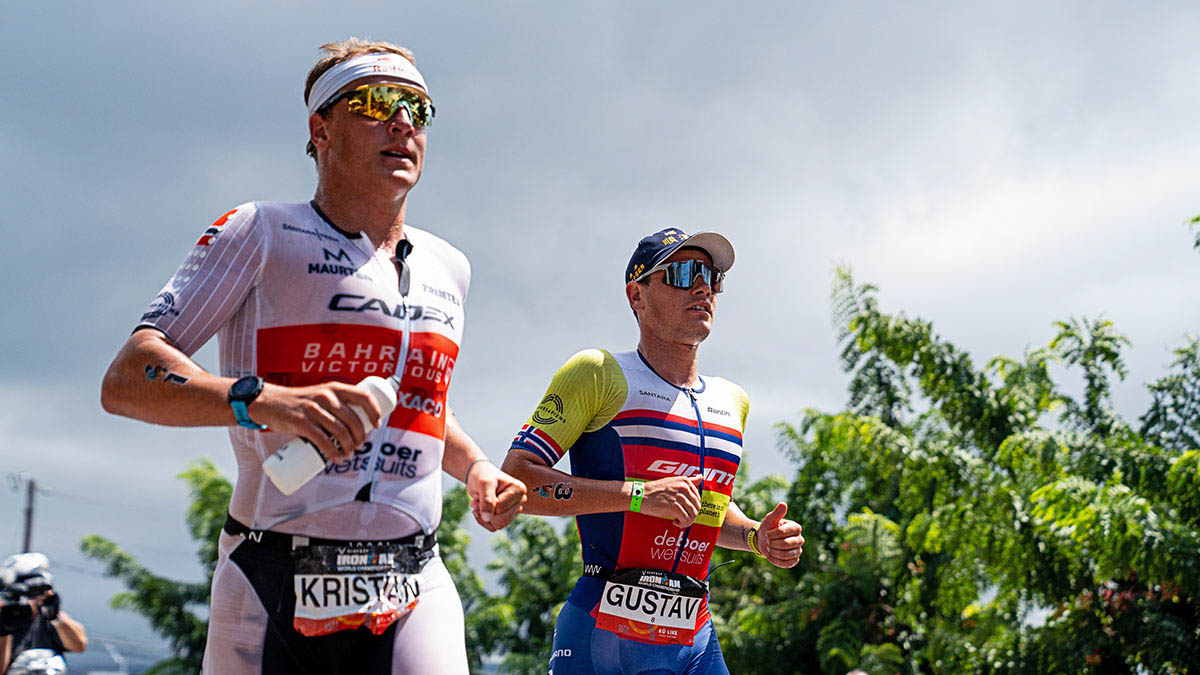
left=319, top=83, right=436, bottom=127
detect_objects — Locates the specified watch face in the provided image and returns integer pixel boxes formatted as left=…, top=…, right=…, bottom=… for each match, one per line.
left=231, top=376, right=262, bottom=400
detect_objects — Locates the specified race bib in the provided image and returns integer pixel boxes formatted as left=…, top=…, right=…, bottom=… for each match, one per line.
left=595, top=568, right=707, bottom=645
left=292, top=542, right=425, bottom=637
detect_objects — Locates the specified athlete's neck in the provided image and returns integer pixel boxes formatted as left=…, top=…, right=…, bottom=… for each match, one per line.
left=637, top=333, right=701, bottom=389
left=312, top=180, right=409, bottom=252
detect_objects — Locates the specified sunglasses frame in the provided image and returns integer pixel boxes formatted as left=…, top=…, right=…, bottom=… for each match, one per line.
left=636, top=259, right=724, bottom=293
left=317, top=83, right=436, bottom=127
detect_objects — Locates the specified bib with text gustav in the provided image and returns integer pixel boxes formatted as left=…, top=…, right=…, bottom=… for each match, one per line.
left=595, top=568, right=707, bottom=645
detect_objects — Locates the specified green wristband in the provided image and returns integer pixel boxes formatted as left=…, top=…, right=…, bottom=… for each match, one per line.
left=628, top=480, right=645, bottom=513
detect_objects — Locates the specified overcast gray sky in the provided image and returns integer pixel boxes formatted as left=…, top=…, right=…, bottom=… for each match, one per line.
left=2, top=2, right=1198, bottom=668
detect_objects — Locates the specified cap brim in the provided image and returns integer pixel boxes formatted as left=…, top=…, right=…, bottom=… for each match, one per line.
left=652, top=232, right=735, bottom=272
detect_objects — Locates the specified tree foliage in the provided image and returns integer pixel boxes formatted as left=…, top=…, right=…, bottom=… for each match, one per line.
left=699, top=266, right=1200, bottom=673
left=438, top=485, right=493, bottom=672
left=79, top=458, right=229, bottom=674
left=439, top=494, right=582, bottom=674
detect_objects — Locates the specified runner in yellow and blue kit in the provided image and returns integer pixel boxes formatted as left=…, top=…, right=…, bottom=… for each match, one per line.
left=502, top=229, right=806, bottom=674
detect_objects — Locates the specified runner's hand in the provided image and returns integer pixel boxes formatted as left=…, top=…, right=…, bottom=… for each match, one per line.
left=641, top=475, right=704, bottom=529
left=252, top=382, right=384, bottom=461
left=468, top=461, right=528, bottom=532
left=757, top=503, right=804, bottom=568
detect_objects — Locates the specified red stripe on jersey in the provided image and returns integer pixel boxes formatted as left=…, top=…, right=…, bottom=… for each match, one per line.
left=211, top=208, right=238, bottom=228
left=195, top=208, right=239, bottom=246
left=527, top=426, right=564, bottom=457
left=613, top=408, right=744, bottom=441
left=697, top=419, right=743, bottom=439
left=257, top=324, right=459, bottom=439
left=613, top=408, right=705, bottom=428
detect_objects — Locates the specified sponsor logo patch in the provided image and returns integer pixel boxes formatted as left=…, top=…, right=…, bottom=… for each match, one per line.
left=256, top=324, right=458, bottom=439
left=141, top=291, right=181, bottom=321
left=645, top=460, right=735, bottom=487
left=328, top=294, right=456, bottom=328
left=282, top=222, right=341, bottom=244
left=421, top=284, right=460, bottom=306
left=532, top=394, right=567, bottom=425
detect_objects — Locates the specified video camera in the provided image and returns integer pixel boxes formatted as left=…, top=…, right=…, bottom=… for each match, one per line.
left=2, top=573, right=55, bottom=603
left=0, top=553, right=59, bottom=631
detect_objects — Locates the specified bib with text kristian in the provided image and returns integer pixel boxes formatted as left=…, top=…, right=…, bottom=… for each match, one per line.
left=291, top=542, right=424, bottom=636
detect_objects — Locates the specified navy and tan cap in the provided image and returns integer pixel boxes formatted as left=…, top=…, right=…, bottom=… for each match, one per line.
left=625, top=228, right=735, bottom=283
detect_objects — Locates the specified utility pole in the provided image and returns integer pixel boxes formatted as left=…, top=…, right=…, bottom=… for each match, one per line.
left=22, top=476, right=35, bottom=552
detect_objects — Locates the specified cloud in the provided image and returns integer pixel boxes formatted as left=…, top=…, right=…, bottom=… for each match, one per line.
left=2, top=0, right=1199, bottom=657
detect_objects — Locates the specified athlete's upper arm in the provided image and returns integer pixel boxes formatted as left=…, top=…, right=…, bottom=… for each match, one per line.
left=508, top=349, right=627, bottom=466
left=135, top=203, right=268, bottom=356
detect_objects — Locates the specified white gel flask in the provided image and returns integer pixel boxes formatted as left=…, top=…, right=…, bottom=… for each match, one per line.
left=262, top=375, right=398, bottom=495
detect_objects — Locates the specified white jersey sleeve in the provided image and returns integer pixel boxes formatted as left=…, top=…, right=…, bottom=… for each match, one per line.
left=136, top=203, right=268, bottom=355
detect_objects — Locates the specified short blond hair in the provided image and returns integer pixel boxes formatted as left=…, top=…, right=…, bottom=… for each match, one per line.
left=304, top=38, right=418, bottom=159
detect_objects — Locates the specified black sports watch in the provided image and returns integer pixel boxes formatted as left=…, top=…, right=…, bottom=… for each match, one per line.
left=228, top=376, right=267, bottom=430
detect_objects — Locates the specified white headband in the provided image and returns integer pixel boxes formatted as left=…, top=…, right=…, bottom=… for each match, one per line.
left=306, top=53, right=429, bottom=117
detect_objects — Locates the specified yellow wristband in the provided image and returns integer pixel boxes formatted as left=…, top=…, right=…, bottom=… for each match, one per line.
left=747, top=527, right=766, bottom=558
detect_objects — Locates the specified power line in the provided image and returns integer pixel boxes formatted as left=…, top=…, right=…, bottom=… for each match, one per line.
left=31, top=526, right=201, bottom=562
left=37, top=485, right=186, bottom=526
left=4, top=471, right=201, bottom=562
left=4, top=470, right=191, bottom=524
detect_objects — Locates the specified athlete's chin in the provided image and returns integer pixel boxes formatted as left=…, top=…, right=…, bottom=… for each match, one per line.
left=373, top=165, right=421, bottom=190
left=679, top=324, right=712, bottom=345
left=387, top=171, right=421, bottom=190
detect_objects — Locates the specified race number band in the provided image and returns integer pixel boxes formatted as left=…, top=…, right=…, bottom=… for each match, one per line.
left=628, top=480, right=645, bottom=513
left=292, top=541, right=425, bottom=637
left=222, top=515, right=437, bottom=553
left=587, top=566, right=709, bottom=645
left=223, top=515, right=437, bottom=636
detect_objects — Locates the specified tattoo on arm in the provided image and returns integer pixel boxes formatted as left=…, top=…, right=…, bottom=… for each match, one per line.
left=534, top=482, right=574, bottom=500
left=144, top=364, right=190, bottom=385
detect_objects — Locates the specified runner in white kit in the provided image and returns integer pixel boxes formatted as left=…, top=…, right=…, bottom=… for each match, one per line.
left=101, top=38, right=526, bottom=674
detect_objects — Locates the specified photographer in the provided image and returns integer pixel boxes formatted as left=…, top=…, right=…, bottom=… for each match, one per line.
left=0, top=554, right=87, bottom=674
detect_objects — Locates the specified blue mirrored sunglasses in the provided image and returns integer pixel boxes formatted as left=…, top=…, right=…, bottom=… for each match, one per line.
left=637, top=259, right=724, bottom=293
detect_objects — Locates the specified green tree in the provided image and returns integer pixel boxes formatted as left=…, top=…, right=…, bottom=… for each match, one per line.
left=438, top=485, right=541, bottom=673
left=1140, top=336, right=1200, bottom=452
left=439, top=501, right=583, bottom=673
left=482, top=516, right=582, bottom=673
left=708, top=264, right=1200, bottom=673
left=79, top=457, right=229, bottom=674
